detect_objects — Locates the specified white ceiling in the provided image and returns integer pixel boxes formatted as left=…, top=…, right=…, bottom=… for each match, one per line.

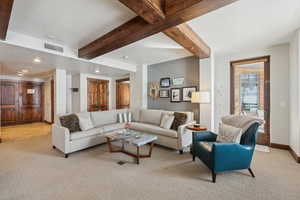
left=0, top=43, right=130, bottom=78
left=3, top=0, right=300, bottom=74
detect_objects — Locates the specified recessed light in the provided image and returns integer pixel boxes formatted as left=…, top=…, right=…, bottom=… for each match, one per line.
left=122, top=55, right=129, bottom=59
left=33, top=57, right=41, bottom=63
left=95, top=69, right=100, bottom=73
left=22, top=69, right=29, bottom=73
left=17, top=73, right=23, bottom=77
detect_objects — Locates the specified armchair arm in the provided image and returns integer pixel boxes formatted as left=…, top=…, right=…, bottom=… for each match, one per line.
left=192, top=131, right=217, bottom=143
left=52, top=124, right=70, bottom=154
left=212, top=143, right=254, bottom=172
left=177, top=121, right=196, bottom=149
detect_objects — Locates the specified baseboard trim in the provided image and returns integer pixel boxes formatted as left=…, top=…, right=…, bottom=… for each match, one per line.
left=270, top=143, right=300, bottom=163
left=289, top=148, right=300, bottom=163
left=44, top=120, right=53, bottom=124
left=270, top=143, right=290, bottom=150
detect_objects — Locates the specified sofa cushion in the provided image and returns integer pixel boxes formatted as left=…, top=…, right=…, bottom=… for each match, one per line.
left=91, top=109, right=128, bottom=127
left=139, top=109, right=163, bottom=125
left=76, top=112, right=94, bottom=131
left=70, top=127, right=104, bottom=141
left=59, top=114, right=81, bottom=133
left=102, top=123, right=126, bottom=132
left=130, top=122, right=178, bottom=138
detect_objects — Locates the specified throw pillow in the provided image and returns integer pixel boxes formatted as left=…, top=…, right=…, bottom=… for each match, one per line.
left=128, top=112, right=132, bottom=123
left=123, top=113, right=128, bottom=123
left=76, top=112, right=94, bottom=131
left=59, top=114, right=81, bottom=133
left=118, top=113, right=123, bottom=123
left=217, top=123, right=242, bottom=143
left=160, top=113, right=175, bottom=129
left=171, top=112, right=187, bottom=131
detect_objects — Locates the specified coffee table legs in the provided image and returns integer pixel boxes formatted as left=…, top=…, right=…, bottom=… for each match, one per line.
left=106, top=138, right=155, bottom=165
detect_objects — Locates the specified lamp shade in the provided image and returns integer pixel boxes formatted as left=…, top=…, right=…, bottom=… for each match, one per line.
left=191, top=91, right=210, bottom=104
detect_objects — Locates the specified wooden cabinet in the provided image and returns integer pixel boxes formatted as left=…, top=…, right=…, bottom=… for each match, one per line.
left=0, top=80, right=43, bottom=126
left=87, top=78, right=109, bottom=112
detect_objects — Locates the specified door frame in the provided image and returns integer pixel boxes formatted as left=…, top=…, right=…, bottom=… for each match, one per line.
left=230, top=56, right=270, bottom=145
left=116, top=78, right=130, bottom=109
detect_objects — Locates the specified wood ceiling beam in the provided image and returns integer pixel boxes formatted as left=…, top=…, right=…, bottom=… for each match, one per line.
left=163, top=23, right=210, bottom=58
left=79, top=0, right=238, bottom=59
left=120, top=0, right=210, bottom=58
left=119, top=0, right=165, bottom=24
left=0, top=0, right=14, bottom=40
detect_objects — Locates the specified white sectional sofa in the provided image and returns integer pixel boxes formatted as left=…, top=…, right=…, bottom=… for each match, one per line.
left=52, top=109, right=195, bottom=157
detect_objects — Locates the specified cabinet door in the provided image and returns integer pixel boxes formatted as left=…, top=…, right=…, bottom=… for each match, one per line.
left=0, top=81, right=18, bottom=125
left=98, top=80, right=109, bottom=111
left=116, top=82, right=130, bottom=109
left=87, top=78, right=100, bottom=112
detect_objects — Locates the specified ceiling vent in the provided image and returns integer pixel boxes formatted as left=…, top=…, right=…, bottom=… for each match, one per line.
left=44, top=43, right=64, bottom=53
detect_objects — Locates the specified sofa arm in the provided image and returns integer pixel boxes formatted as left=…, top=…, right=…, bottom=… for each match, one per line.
left=52, top=124, right=70, bottom=154
left=212, top=143, right=253, bottom=172
left=177, top=121, right=196, bottom=149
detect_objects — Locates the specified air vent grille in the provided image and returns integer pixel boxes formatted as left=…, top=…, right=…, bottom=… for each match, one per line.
left=44, top=43, right=64, bottom=53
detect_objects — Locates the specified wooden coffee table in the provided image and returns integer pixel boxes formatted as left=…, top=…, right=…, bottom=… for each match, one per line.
left=105, top=129, right=157, bottom=164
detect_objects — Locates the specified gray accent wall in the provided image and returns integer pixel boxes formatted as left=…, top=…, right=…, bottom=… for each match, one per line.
left=147, top=57, right=200, bottom=121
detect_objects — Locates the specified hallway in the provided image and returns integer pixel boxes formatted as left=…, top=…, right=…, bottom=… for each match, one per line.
left=0, top=123, right=51, bottom=143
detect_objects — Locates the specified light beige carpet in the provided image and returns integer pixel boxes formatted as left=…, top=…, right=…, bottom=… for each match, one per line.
left=0, top=135, right=299, bottom=200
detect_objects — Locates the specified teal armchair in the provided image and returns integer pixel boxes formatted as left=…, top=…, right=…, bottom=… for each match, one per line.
left=192, top=122, right=260, bottom=183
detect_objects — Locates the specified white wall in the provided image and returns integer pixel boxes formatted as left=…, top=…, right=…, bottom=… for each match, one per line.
left=214, top=44, right=290, bottom=145
left=54, top=69, right=67, bottom=117
left=43, top=77, right=52, bottom=122
left=66, top=74, right=72, bottom=113
left=289, top=30, right=300, bottom=156
left=130, top=64, right=148, bottom=110
left=199, top=54, right=215, bottom=131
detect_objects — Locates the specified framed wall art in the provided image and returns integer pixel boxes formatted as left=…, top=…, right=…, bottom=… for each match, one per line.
left=160, top=77, right=171, bottom=88
left=182, top=86, right=197, bottom=102
left=170, top=88, right=181, bottom=103
left=159, top=90, right=169, bottom=98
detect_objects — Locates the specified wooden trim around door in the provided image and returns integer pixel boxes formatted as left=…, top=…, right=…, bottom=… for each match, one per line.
left=230, top=56, right=271, bottom=146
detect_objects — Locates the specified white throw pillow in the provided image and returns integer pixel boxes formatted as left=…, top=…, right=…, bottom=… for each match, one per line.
left=123, top=113, right=128, bottom=123
left=76, top=112, right=94, bottom=131
left=118, top=113, right=123, bottom=123
left=217, top=123, right=242, bottom=143
left=128, top=112, right=132, bottom=122
left=160, top=114, right=175, bottom=129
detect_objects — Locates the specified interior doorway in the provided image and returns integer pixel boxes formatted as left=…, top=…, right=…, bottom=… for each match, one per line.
left=230, top=56, right=270, bottom=145
left=116, top=78, right=130, bottom=109
left=87, top=78, right=109, bottom=112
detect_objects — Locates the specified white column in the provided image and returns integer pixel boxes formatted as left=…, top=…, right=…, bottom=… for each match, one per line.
left=130, top=64, right=148, bottom=110
left=199, top=53, right=215, bottom=131
left=289, top=29, right=300, bottom=156
left=66, top=74, right=72, bottom=113
left=54, top=69, right=67, bottom=118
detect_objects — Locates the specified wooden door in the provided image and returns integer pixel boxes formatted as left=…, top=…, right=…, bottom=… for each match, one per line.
left=116, top=79, right=130, bottom=109
left=18, top=82, right=43, bottom=123
left=87, top=78, right=109, bottom=112
left=0, top=81, right=18, bottom=125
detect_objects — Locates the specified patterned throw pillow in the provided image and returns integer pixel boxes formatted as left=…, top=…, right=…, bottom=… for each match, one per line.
left=171, top=112, right=187, bottom=131
left=217, top=123, right=242, bottom=143
left=59, top=114, right=81, bottom=133
left=160, top=113, right=175, bottom=129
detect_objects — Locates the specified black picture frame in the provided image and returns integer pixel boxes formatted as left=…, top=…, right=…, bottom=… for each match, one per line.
left=160, top=77, right=171, bottom=88
left=159, top=90, right=169, bottom=98
left=182, top=86, right=197, bottom=102
left=170, top=88, right=181, bottom=103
